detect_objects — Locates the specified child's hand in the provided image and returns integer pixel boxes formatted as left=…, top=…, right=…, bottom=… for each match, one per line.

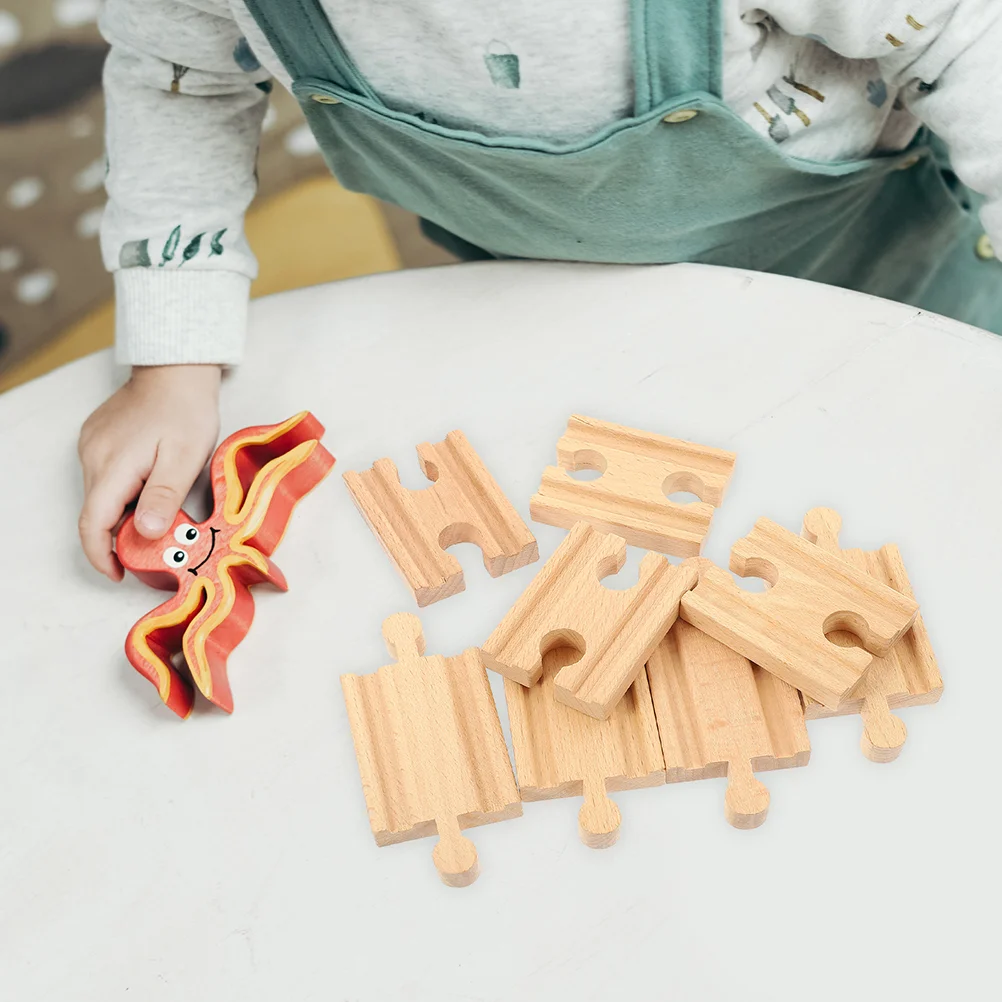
left=78, top=365, right=222, bottom=580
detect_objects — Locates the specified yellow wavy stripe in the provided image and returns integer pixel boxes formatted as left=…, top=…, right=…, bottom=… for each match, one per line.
left=232, top=440, right=319, bottom=551
left=130, top=585, right=207, bottom=703
left=185, top=573, right=231, bottom=699
left=223, top=412, right=309, bottom=522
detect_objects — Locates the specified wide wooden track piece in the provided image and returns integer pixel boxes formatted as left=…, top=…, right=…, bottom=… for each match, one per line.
left=679, top=518, right=920, bottom=709
left=505, top=646, right=666, bottom=848
left=344, top=430, right=538, bottom=606
left=530, top=414, right=737, bottom=557
left=801, top=508, right=943, bottom=762
left=482, top=523, right=699, bottom=720
left=341, top=614, right=522, bottom=887
left=647, top=613, right=810, bottom=829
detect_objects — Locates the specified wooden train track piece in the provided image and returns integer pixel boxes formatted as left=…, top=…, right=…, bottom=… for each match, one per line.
left=481, top=522, right=699, bottom=720
left=343, top=430, right=537, bottom=607
left=647, top=610, right=810, bottom=829
left=679, top=518, right=920, bottom=709
left=505, top=646, right=665, bottom=848
left=340, top=613, right=521, bottom=887
left=530, top=414, right=737, bottom=557
left=801, top=508, right=942, bottom=762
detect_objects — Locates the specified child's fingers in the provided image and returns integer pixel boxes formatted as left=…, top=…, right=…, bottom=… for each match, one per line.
left=79, top=473, right=137, bottom=581
left=134, top=443, right=205, bottom=538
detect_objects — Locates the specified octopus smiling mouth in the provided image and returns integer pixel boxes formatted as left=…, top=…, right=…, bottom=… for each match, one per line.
left=187, top=527, right=219, bottom=575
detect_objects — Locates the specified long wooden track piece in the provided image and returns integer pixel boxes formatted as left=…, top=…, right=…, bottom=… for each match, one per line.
left=801, top=508, right=942, bottom=762
left=343, top=430, right=538, bottom=607
left=647, top=613, right=810, bottom=829
left=482, top=523, right=699, bottom=720
left=505, top=646, right=665, bottom=848
left=530, top=414, right=737, bottom=557
left=679, top=518, right=920, bottom=709
left=341, top=614, right=522, bottom=886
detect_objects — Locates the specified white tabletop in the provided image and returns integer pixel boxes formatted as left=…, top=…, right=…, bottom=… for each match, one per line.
left=1, top=262, right=999, bottom=1001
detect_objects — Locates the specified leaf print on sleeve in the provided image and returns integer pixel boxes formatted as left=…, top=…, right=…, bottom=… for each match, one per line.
left=209, top=229, right=227, bottom=257
left=119, top=238, right=151, bottom=268
left=179, top=233, right=204, bottom=266
left=159, top=225, right=181, bottom=267
left=171, top=64, right=189, bottom=94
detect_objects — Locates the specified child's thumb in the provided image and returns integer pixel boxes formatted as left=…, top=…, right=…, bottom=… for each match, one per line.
left=135, top=447, right=201, bottom=538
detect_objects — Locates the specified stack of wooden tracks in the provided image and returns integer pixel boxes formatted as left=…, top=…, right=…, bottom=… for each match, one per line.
left=340, top=416, right=942, bottom=887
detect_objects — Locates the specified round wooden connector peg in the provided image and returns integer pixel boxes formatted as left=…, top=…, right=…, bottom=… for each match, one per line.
left=433, top=816, right=480, bottom=887
left=579, top=775, right=622, bottom=849
left=382, top=612, right=426, bottom=661
left=724, top=758, right=771, bottom=830
left=860, top=695, right=907, bottom=763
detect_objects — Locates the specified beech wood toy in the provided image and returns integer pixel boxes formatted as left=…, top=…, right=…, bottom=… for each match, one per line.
left=505, top=646, right=665, bottom=849
left=801, top=508, right=942, bottom=762
left=482, top=522, right=699, bottom=720
left=341, top=614, right=521, bottom=887
left=647, top=611, right=810, bottom=830
left=343, top=430, right=538, bottom=607
left=679, top=518, right=919, bottom=709
left=530, top=415, right=737, bottom=557
left=116, top=412, right=335, bottom=718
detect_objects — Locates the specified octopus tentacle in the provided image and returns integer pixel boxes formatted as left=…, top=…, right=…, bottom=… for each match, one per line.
left=125, top=586, right=206, bottom=719
left=209, top=412, right=328, bottom=524
left=180, top=556, right=282, bottom=713
left=236, top=439, right=334, bottom=556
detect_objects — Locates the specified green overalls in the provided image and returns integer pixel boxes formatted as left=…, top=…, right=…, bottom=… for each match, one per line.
left=244, top=0, right=1002, bottom=334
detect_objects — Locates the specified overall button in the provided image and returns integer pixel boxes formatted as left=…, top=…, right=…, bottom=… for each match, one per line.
left=976, top=234, right=996, bottom=260
left=311, top=94, right=340, bottom=105
left=896, top=154, right=922, bottom=170
left=663, top=109, right=699, bottom=124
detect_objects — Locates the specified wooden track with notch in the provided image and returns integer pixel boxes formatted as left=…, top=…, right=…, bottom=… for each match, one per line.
left=344, top=430, right=538, bottom=606
left=680, top=518, right=920, bottom=709
left=530, top=414, right=736, bottom=557
left=482, top=522, right=698, bottom=719
left=800, top=508, right=942, bottom=762
left=506, top=646, right=665, bottom=848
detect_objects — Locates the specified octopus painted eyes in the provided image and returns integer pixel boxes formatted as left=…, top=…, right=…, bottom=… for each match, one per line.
left=115, top=412, right=335, bottom=718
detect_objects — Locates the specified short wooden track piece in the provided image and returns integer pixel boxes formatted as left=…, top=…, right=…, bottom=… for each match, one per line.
left=341, top=614, right=522, bottom=886
left=505, top=646, right=665, bottom=848
left=647, top=611, right=810, bottom=829
left=679, top=518, right=920, bottom=709
left=530, top=414, right=737, bottom=557
left=801, top=508, right=942, bottom=762
left=343, top=430, right=538, bottom=607
left=482, top=523, right=699, bottom=720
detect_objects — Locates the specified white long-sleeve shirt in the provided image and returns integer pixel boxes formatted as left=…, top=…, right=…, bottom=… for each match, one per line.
left=99, top=0, right=1002, bottom=365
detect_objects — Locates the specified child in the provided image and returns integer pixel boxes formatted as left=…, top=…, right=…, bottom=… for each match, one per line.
left=78, top=0, right=1002, bottom=577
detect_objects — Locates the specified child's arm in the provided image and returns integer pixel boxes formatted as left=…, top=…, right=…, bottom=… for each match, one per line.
left=80, top=0, right=269, bottom=578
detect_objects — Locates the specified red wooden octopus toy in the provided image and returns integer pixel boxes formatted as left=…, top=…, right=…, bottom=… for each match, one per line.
left=116, top=412, right=335, bottom=718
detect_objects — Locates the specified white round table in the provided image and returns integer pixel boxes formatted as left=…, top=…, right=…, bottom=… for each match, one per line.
left=1, top=262, right=999, bottom=1001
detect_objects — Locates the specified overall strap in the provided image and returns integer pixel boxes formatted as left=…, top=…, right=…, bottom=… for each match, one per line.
left=242, top=0, right=379, bottom=101
left=632, top=0, right=723, bottom=114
